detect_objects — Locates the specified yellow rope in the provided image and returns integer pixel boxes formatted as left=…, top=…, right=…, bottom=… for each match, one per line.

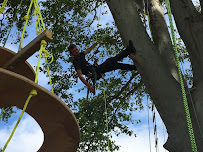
left=43, top=49, right=54, bottom=93
left=34, top=0, right=45, bottom=30
left=0, top=0, right=8, bottom=14
left=2, top=40, right=49, bottom=151
left=0, top=108, right=4, bottom=121
left=20, top=0, right=46, bottom=49
left=35, top=40, right=54, bottom=93
left=35, top=40, right=46, bottom=83
left=2, top=90, right=37, bottom=152
left=20, top=0, right=34, bottom=49
left=34, top=1, right=42, bottom=35
left=34, top=2, right=40, bottom=35
left=2, top=0, right=54, bottom=150
left=102, top=76, right=110, bottom=151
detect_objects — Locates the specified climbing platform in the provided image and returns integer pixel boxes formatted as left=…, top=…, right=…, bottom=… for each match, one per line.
left=0, top=46, right=35, bottom=81
left=3, top=29, right=52, bottom=71
left=0, top=47, right=80, bottom=151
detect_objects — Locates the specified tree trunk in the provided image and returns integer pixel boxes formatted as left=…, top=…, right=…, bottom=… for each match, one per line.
left=106, top=0, right=203, bottom=151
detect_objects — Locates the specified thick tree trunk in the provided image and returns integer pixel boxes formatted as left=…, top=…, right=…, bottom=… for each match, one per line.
left=170, top=0, right=203, bottom=146
left=106, top=0, right=203, bottom=151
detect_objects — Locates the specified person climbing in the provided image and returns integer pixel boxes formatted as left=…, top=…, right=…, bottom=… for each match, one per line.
left=68, top=40, right=137, bottom=93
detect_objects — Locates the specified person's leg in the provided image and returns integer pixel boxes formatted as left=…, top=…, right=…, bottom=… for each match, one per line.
left=98, top=62, right=137, bottom=75
left=100, top=40, right=136, bottom=66
left=116, top=63, right=137, bottom=71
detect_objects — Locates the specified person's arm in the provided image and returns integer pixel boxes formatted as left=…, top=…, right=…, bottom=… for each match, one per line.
left=84, top=42, right=98, bottom=55
left=76, top=69, right=95, bottom=93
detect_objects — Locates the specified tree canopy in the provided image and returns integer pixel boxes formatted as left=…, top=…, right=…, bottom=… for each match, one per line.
left=0, top=0, right=201, bottom=151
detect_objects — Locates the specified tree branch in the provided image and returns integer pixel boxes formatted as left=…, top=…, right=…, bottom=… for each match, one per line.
left=85, top=1, right=99, bottom=28
left=108, top=81, right=143, bottom=125
left=86, top=131, right=97, bottom=152
left=200, top=0, right=203, bottom=10
left=148, top=0, right=178, bottom=77
left=106, top=0, right=153, bottom=49
left=0, top=13, right=5, bottom=39
left=170, top=0, right=203, bottom=85
left=177, top=0, right=201, bottom=14
left=85, top=7, right=97, bottom=28
left=107, top=72, right=138, bottom=102
left=121, top=81, right=143, bottom=100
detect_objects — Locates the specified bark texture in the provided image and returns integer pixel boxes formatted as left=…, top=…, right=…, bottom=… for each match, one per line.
left=106, top=0, right=203, bottom=151
left=170, top=0, right=203, bottom=146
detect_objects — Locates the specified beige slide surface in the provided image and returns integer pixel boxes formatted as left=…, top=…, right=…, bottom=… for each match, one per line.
left=0, top=47, right=80, bottom=152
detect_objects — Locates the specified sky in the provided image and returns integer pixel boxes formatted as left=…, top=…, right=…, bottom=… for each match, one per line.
left=0, top=0, right=200, bottom=151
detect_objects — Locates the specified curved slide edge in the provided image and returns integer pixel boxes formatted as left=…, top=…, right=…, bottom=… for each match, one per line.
left=0, top=68, right=80, bottom=152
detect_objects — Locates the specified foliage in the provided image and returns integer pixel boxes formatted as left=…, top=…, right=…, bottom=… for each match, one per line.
left=0, top=107, right=16, bottom=123
left=0, top=0, right=194, bottom=151
left=194, top=1, right=201, bottom=12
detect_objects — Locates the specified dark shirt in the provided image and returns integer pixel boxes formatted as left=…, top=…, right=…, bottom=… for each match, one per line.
left=73, top=52, right=92, bottom=75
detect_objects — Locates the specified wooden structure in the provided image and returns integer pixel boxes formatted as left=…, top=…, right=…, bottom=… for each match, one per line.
left=0, top=32, right=80, bottom=152
left=3, top=29, right=53, bottom=71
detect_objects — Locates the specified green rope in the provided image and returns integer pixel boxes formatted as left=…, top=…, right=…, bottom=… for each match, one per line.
left=95, top=6, right=110, bottom=149
left=102, top=76, right=110, bottom=151
left=3, top=0, right=24, bottom=47
left=165, top=0, right=198, bottom=151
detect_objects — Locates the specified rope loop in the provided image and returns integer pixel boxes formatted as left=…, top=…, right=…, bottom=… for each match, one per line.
left=36, top=29, right=40, bottom=35
left=43, top=49, right=54, bottom=64
left=38, top=40, right=54, bottom=93
left=43, top=49, right=49, bottom=57
left=29, top=90, right=37, bottom=96
left=0, top=6, right=4, bottom=14
left=35, top=8, right=39, bottom=14
left=41, top=40, right=47, bottom=46
left=23, top=15, right=29, bottom=21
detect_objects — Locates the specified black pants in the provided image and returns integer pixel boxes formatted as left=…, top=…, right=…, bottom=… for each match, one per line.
left=95, top=48, right=137, bottom=78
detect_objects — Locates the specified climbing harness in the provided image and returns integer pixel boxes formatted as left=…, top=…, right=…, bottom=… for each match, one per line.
left=86, top=66, right=97, bottom=99
left=166, top=0, right=198, bottom=151
left=86, top=48, right=100, bottom=99
left=86, top=20, right=101, bottom=98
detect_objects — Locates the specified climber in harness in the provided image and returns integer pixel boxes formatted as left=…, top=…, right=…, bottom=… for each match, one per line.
left=68, top=40, right=137, bottom=94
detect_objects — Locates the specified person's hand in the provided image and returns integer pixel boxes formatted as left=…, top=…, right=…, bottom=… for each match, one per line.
left=88, top=86, right=95, bottom=93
